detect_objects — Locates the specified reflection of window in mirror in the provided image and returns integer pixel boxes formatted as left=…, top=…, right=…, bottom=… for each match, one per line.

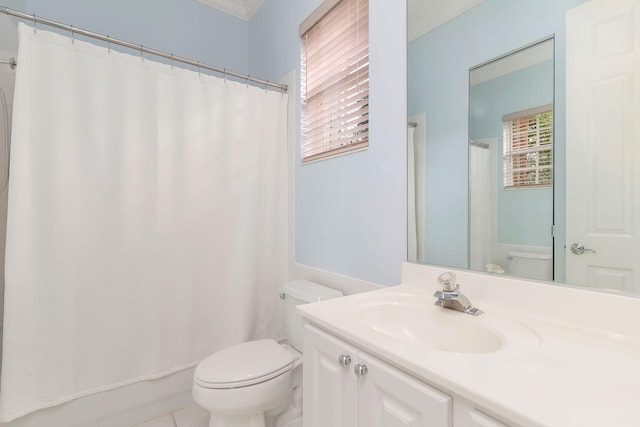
left=502, top=105, right=553, bottom=189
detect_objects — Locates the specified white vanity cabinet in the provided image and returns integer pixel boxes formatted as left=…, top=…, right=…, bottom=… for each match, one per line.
left=299, top=265, right=640, bottom=426
left=303, top=323, right=452, bottom=427
left=454, top=401, right=509, bottom=427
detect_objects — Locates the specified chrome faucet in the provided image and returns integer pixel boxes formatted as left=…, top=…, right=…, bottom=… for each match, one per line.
left=433, top=272, right=483, bottom=316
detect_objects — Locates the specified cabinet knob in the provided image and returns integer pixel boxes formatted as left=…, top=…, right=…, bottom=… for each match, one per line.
left=354, top=363, right=368, bottom=377
left=338, top=354, right=351, bottom=368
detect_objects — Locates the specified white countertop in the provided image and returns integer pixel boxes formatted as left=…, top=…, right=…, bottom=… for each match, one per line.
left=298, top=277, right=640, bottom=427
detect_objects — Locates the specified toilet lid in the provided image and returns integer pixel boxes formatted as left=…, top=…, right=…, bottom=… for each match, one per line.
left=194, top=339, right=293, bottom=389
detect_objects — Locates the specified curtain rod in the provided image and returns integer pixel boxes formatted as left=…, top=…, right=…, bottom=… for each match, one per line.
left=469, top=139, right=489, bottom=149
left=0, top=7, right=288, bottom=92
left=0, top=57, right=16, bottom=69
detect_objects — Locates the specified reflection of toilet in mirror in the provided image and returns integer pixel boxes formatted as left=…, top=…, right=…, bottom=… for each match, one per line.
left=507, top=251, right=552, bottom=281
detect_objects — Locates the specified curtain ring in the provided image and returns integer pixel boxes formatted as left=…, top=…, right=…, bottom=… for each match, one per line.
left=170, top=53, right=174, bottom=69
left=264, top=80, right=270, bottom=94
left=223, top=68, right=227, bottom=84
left=107, top=35, right=111, bottom=53
left=140, top=44, right=144, bottom=62
left=197, top=61, right=201, bottom=76
left=32, top=14, right=36, bottom=34
left=70, top=25, right=75, bottom=44
left=245, top=75, right=250, bottom=88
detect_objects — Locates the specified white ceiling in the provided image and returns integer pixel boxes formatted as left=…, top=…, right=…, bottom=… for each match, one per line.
left=197, top=0, right=263, bottom=20
left=407, top=0, right=484, bottom=42
left=199, top=0, right=484, bottom=35
left=470, top=40, right=554, bottom=86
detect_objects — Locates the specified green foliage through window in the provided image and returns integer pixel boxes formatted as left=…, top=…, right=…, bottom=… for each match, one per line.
left=503, top=110, right=553, bottom=188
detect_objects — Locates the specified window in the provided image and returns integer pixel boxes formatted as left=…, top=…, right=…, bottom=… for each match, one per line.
left=300, top=0, right=369, bottom=163
left=503, top=105, right=553, bottom=188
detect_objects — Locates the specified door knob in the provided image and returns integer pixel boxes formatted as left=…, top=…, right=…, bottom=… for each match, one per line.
left=338, top=354, right=351, bottom=368
left=354, top=364, right=368, bottom=377
left=570, top=243, right=596, bottom=255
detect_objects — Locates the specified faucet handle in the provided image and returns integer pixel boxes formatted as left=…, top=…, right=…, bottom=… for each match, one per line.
left=437, top=271, right=458, bottom=292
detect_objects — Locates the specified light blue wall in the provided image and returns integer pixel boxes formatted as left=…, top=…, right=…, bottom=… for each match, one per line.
left=9, top=0, right=249, bottom=74
left=408, top=0, right=587, bottom=275
left=2, top=0, right=24, bottom=11
left=470, top=60, right=553, bottom=248
left=249, top=0, right=407, bottom=286
left=1, top=0, right=407, bottom=287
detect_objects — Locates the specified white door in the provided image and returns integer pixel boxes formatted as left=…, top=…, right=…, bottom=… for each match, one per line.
left=303, top=324, right=358, bottom=427
left=357, top=352, right=452, bottom=427
left=566, top=0, right=640, bottom=292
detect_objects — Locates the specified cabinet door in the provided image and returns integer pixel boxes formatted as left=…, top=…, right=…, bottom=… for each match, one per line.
left=468, top=410, right=508, bottom=427
left=303, top=324, right=358, bottom=427
left=357, top=352, right=452, bottom=427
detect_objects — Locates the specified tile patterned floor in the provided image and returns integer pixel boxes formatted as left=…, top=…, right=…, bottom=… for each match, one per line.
left=134, top=404, right=302, bottom=427
left=134, top=405, right=209, bottom=427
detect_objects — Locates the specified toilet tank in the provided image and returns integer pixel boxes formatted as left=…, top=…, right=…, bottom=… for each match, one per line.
left=507, top=250, right=552, bottom=281
left=282, top=280, right=343, bottom=352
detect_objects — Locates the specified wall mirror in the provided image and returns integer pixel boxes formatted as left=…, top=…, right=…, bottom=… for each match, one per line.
left=468, top=38, right=554, bottom=282
left=407, top=0, right=640, bottom=295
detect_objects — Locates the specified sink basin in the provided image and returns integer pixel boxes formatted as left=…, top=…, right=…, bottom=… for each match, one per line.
left=357, top=301, right=503, bottom=353
left=355, top=294, right=541, bottom=355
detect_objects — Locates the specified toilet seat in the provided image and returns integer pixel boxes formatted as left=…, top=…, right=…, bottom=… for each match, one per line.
left=194, top=339, right=293, bottom=389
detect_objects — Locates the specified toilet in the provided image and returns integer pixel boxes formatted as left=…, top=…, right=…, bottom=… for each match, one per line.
left=192, top=280, right=343, bottom=427
left=507, top=250, right=552, bottom=281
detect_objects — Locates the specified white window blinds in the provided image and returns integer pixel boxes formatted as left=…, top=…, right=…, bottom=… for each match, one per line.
left=503, top=105, right=553, bottom=188
left=300, top=0, right=369, bottom=163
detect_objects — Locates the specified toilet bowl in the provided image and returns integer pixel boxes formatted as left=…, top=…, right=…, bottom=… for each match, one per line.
left=192, top=280, right=342, bottom=427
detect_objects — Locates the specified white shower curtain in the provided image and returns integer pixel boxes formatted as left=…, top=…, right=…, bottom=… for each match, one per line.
left=407, top=126, right=418, bottom=261
left=407, top=124, right=425, bottom=263
left=0, top=24, right=288, bottom=421
left=0, top=49, right=14, bottom=369
left=469, top=142, right=491, bottom=271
